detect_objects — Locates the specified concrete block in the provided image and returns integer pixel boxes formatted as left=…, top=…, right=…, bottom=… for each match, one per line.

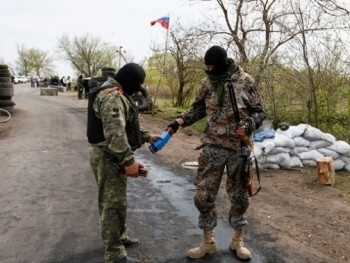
left=40, top=88, right=58, bottom=96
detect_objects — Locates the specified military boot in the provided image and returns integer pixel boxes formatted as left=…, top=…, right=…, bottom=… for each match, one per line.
left=230, top=228, right=251, bottom=260
left=186, top=229, right=217, bottom=259
left=118, top=256, right=141, bottom=262
left=123, top=237, right=141, bottom=248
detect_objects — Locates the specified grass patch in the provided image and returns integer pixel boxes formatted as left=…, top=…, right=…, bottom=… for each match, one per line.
left=300, top=167, right=350, bottom=197
left=334, top=171, right=350, bottom=196
left=152, top=100, right=207, bottom=133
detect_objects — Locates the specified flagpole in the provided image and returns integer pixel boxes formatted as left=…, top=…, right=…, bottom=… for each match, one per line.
left=152, top=15, right=170, bottom=116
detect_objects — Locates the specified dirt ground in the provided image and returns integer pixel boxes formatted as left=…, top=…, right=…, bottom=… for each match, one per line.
left=1, top=88, right=349, bottom=262
left=138, top=112, right=350, bottom=263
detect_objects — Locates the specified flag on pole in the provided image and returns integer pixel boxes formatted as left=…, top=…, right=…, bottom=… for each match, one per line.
left=150, top=16, right=170, bottom=29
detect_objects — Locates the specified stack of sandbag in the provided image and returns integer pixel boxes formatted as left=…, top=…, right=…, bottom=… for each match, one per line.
left=253, top=124, right=350, bottom=172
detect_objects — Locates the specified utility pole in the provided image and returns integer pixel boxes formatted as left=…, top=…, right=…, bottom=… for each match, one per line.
left=117, top=46, right=126, bottom=69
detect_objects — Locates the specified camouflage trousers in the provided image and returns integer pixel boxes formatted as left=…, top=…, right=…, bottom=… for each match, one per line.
left=194, top=145, right=249, bottom=230
left=89, top=145, right=130, bottom=263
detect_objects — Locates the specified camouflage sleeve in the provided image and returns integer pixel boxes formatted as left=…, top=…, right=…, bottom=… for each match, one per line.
left=178, top=80, right=208, bottom=127
left=94, top=92, right=135, bottom=166
left=140, top=128, right=151, bottom=144
left=240, top=72, right=266, bottom=132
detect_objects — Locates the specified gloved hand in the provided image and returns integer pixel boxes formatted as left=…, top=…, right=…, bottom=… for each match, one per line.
left=148, top=134, right=162, bottom=144
left=236, top=123, right=246, bottom=139
left=167, top=120, right=180, bottom=134
left=125, top=161, right=144, bottom=178
left=242, top=117, right=255, bottom=135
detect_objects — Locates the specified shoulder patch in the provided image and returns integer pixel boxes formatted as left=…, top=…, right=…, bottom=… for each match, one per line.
left=100, top=87, right=122, bottom=97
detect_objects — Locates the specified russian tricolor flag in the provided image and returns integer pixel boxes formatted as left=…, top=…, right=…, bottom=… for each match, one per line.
left=150, top=16, right=170, bottom=29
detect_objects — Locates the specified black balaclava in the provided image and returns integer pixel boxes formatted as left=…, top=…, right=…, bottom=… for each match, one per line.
left=204, top=45, right=229, bottom=76
left=114, top=63, right=146, bottom=95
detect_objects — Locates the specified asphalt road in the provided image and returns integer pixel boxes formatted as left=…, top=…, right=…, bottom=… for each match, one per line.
left=0, top=84, right=310, bottom=263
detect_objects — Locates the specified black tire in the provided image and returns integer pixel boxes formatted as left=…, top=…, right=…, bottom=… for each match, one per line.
left=101, top=71, right=116, bottom=78
left=88, top=78, right=97, bottom=89
left=94, top=76, right=108, bottom=82
left=0, top=77, right=12, bottom=83
left=88, top=76, right=107, bottom=89
left=131, top=94, right=150, bottom=112
left=0, top=105, right=14, bottom=114
left=101, top=67, right=116, bottom=78
left=0, top=99, right=15, bottom=106
left=0, top=64, right=8, bottom=70
left=0, top=96, right=12, bottom=100
left=0, top=83, right=13, bottom=89
left=278, top=122, right=290, bottom=131
left=0, top=88, right=14, bottom=97
left=0, top=74, right=11, bottom=78
left=101, top=67, right=116, bottom=72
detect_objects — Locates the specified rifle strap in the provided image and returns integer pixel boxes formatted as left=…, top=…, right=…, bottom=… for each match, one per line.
left=248, top=155, right=262, bottom=196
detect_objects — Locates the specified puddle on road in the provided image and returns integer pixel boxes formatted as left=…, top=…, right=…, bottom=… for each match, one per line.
left=135, top=151, right=267, bottom=263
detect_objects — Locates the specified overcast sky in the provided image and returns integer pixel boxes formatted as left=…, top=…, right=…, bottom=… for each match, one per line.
left=0, top=0, right=213, bottom=76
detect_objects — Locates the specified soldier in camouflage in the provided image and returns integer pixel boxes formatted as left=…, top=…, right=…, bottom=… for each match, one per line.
left=167, top=46, right=266, bottom=261
left=87, top=63, right=160, bottom=263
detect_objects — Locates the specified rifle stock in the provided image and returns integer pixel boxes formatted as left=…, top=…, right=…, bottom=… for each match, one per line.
left=227, top=77, right=261, bottom=197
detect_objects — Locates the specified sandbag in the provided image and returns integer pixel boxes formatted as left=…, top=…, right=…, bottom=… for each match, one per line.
left=327, top=140, right=350, bottom=157
left=290, top=156, right=303, bottom=168
left=291, top=147, right=309, bottom=156
left=293, top=136, right=310, bottom=147
left=254, top=138, right=275, bottom=154
left=333, top=159, right=345, bottom=171
left=276, top=124, right=307, bottom=138
left=301, top=159, right=317, bottom=167
left=269, top=146, right=291, bottom=155
left=299, top=149, right=324, bottom=160
left=309, top=140, right=333, bottom=150
left=274, top=132, right=295, bottom=149
left=303, top=126, right=334, bottom=142
left=265, top=152, right=291, bottom=168
left=317, top=148, right=340, bottom=160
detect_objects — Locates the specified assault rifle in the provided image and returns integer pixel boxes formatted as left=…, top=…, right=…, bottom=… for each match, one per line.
left=227, top=77, right=261, bottom=197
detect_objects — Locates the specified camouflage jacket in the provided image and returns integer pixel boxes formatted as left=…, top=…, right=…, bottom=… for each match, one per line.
left=179, top=67, right=265, bottom=150
left=92, top=77, right=150, bottom=166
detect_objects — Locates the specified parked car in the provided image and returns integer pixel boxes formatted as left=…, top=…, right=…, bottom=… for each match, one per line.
left=13, top=76, right=28, bottom=84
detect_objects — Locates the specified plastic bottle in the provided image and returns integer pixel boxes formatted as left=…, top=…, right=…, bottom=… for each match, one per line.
left=149, top=131, right=172, bottom=154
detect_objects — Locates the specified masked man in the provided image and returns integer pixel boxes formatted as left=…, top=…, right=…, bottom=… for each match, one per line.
left=87, top=63, right=160, bottom=263
left=167, top=46, right=266, bottom=261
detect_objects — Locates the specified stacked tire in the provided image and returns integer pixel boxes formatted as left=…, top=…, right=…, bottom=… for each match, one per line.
left=0, top=64, right=15, bottom=113
left=88, top=67, right=116, bottom=90
left=85, top=67, right=116, bottom=99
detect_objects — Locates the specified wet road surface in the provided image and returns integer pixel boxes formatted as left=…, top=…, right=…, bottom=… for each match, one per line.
left=0, top=85, right=276, bottom=263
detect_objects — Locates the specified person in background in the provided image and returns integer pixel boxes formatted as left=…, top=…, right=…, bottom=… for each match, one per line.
left=66, top=76, right=72, bottom=91
left=35, top=76, right=40, bottom=88
left=77, top=75, right=84, bottom=99
left=30, top=76, right=35, bottom=88
left=84, top=79, right=90, bottom=99
left=166, top=46, right=266, bottom=261
left=87, top=63, right=160, bottom=263
left=61, top=76, right=67, bottom=87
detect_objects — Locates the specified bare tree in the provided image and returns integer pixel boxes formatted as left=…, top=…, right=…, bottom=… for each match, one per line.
left=57, top=33, right=119, bottom=77
left=279, top=1, right=350, bottom=128
left=15, top=45, right=54, bottom=77
left=196, top=0, right=349, bottom=129
left=28, top=49, right=54, bottom=77
left=150, top=21, right=210, bottom=107
left=167, top=23, right=210, bottom=107
left=198, top=0, right=349, bottom=81
left=16, top=44, right=32, bottom=76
